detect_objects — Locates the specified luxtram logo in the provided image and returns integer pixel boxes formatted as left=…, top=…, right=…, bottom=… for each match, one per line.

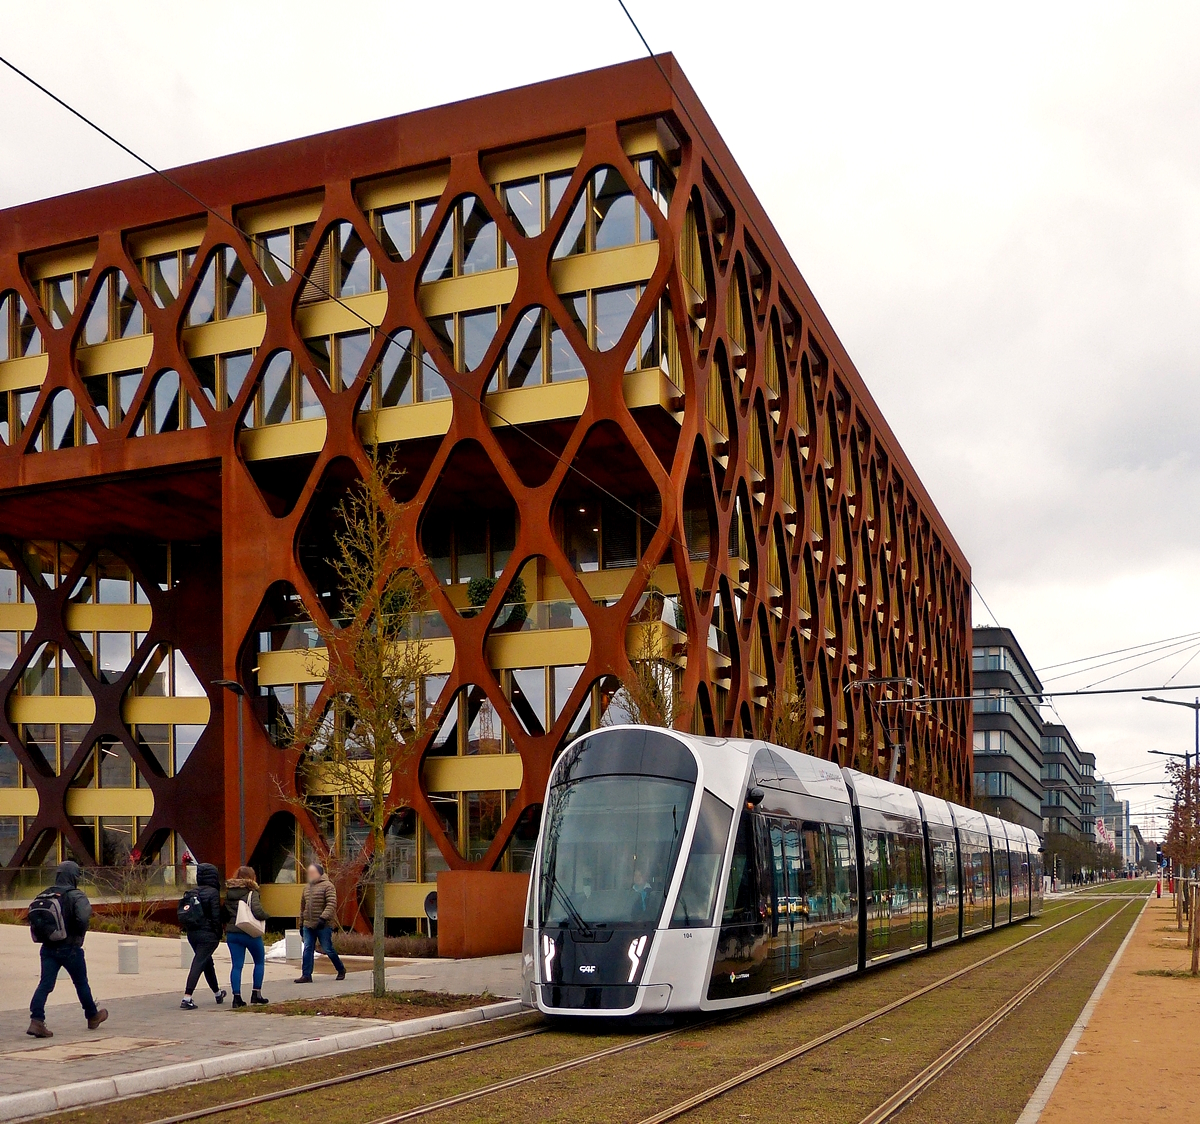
left=729, top=972, right=750, bottom=982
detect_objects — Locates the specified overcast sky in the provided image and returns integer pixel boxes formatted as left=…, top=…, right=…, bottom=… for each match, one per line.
left=1, top=1, right=1195, bottom=834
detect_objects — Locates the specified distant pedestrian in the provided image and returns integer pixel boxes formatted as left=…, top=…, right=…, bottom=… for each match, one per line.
left=225, top=866, right=269, bottom=1008
left=26, top=861, right=108, bottom=1038
left=295, top=864, right=346, bottom=983
left=179, top=863, right=227, bottom=1009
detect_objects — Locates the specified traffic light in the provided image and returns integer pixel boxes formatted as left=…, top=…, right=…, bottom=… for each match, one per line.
left=1157, top=845, right=1164, bottom=868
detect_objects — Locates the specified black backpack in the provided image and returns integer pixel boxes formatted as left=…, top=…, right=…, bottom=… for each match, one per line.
left=28, top=888, right=68, bottom=944
left=177, top=888, right=206, bottom=929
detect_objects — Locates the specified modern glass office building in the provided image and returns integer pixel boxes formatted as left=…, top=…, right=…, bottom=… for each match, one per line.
left=0, top=57, right=972, bottom=931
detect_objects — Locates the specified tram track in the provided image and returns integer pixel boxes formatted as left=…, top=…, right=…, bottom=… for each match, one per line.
left=853, top=897, right=1140, bottom=1124
left=124, top=899, right=1112, bottom=1124
left=633, top=897, right=1141, bottom=1124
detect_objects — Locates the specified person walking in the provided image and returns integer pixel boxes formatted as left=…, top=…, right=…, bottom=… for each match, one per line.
left=295, top=864, right=346, bottom=983
left=180, top=863, right=227, bottom=1009
left=224, top=866, right=269, bottom=1008
left=27, top=861, right=108, bottom=1038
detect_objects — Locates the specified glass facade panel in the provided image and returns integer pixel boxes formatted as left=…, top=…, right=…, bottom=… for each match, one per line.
left=466, top=790, right=503, bottom=861
left=501, top=179, right=541, bottom=239
left=378, top=205, right=412, bottom=261
left=379, top=329, right=416, bottom=406
left=460, top=197, right=498, bottom=274
left=222, top=247, right=253, bottom=318
left=593, top=167, right=636, bottom=251
left=505, top=308, right=543, bottom=388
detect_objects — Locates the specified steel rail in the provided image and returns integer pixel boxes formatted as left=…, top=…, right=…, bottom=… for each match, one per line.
left=855, top=897, right=1139, bottom=1124
left=138, top=901, right=1099, bottom=1124
left=138, top=1023, right=546, bottom=1124
left=633, top=899, right=1112, bottom=1124
left=364, top=1027, right=687, bottom=1124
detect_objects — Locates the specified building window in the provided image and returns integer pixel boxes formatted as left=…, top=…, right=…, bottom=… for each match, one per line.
left=559, top=494, right=661, bottom=573
left=0, top=289, right=43, bottom=359
left=549, top=161, right=668, bottom=260
left=420, top=508, right=516, bottom=586
left=245, top=351, right=322, bottom=427
left=81, top=270, right=146, bottom=345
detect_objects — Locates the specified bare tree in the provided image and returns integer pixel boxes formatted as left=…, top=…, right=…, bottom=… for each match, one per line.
left=770, top=689, right=814, bottom=755
left=291, top=440, right=435, bottom=997
left=607, top=593, right=690, bottom=730
left=1165, top=758, right=1200, bottom=879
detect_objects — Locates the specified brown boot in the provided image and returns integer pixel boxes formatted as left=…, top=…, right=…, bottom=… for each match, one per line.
left=87, top=1009, right=108, bottom=1030
left=26, top=1019, right=52, bottom=1039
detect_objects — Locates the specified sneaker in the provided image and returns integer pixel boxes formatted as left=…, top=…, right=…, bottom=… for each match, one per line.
left=87, top=1009, right=108, bottom=1031
left=180, top=997, right=198, bottom=1010
left=214, top=990, right=227, bottom=1005
left=335, top=970, right=346, bottom=982
left=250, top=992, right=269, bottom=1006
left=294, top=975, right=312, bottom=984
left=26, top=1019, right=52, bottom=1039
left=231, top=995, right=247, bottom=1009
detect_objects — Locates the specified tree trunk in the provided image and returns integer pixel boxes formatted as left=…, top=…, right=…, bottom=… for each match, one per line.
left=373, top=822, right=387, bottom=998
left=1193, top=884, right=1200, bottom=978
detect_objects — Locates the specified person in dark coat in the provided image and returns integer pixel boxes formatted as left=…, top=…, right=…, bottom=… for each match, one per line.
left=27, top=861, right=108, bottom=1038
left=181, top=863, right=227, bottom=1009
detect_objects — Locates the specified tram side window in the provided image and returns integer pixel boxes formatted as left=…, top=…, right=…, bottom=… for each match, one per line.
left=671, top=792, right=734, bottom=928
left=931, top=838, right=954, bottom=906
left=720, top=811, right=759, bottom=925
left=800, top=823, right=830, bottom=923
left=863, top=831, right=886, bottom=912
left=827, top=825, right=857, bottom=920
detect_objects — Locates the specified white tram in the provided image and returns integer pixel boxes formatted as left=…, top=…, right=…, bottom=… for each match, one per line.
left=521, top=726, right=1042, bottom=1016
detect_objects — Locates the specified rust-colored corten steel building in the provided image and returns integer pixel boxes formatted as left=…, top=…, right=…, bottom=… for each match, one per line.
left=0, top=56, right=971, bottom=933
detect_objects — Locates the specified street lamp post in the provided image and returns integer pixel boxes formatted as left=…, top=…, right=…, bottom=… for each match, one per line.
left=213, top=679, right=246, bottom=866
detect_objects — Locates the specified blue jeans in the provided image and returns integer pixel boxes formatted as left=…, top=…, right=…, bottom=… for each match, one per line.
left=301, top=925, right=345, bottom=978
left=31, top=943, right=97, bottom=1021
left=227, top=930, right=265, bottom=994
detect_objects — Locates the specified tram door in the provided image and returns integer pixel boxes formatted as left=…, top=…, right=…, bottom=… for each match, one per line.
left=768, top=821, right=804, bottom=987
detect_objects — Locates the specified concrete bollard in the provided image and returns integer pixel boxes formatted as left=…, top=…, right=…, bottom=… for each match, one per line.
left=181, top=934, right=191, bottom=968
left=118, top=938, right=139, bottom=975
left=285, top=929, right=302, bottom=960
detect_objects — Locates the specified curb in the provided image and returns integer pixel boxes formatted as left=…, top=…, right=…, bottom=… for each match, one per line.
left=0, top=998, right=524, bottom=1123
left=1015, top=895, right=1149, bottom=1123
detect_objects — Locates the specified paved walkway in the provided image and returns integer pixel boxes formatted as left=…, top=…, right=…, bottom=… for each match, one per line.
left=1036, top=893, right=1198, bottom=1122
left=0, top=925, right=521, bottom=1099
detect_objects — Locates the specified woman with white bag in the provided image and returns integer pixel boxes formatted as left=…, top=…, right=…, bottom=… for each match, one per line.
left=224, top=866, right=269, bottom=1008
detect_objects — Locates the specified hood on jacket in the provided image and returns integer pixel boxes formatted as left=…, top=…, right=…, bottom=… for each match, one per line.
left=226, top=877, right=259, bottom=891
left=54, top=861, right=81, bottom=889
left=195, top=863, right=221, bottom=889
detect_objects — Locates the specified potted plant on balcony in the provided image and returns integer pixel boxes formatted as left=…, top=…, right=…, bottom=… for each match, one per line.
left=468, top=575, right=528, bottom=631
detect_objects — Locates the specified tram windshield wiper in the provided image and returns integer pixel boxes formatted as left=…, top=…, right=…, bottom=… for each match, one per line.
left=552, top=879, right=594, bottom=937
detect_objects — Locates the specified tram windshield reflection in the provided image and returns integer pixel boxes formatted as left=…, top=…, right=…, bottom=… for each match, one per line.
left=538, top=775, right=693, bottom=928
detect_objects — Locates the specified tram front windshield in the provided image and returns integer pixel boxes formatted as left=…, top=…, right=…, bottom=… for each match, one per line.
left=538, top=775, right=693, bottom=929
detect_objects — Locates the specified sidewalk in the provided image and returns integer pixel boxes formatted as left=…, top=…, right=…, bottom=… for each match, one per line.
left=0, top=924, right=522, bottom=1103
left=1037, top=895, right=1199, bottom=1122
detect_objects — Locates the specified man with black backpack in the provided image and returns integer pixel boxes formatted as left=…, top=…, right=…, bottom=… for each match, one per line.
left=178, top=863, right=226, bottom=1009
left=27, top=861, right=108, bottom=1039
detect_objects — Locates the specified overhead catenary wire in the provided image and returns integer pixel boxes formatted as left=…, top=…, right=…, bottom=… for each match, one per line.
left=970, top=580, right=1001, bottom=627
left=1041, top=638, right=1200, bottom=690
left=0, top=52, right=688, bottom=563
left=1036, top=628, right=1200, bottom=674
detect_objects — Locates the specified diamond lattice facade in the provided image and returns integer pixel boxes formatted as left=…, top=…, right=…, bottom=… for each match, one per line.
left=0, top=56, right=971, bottom=924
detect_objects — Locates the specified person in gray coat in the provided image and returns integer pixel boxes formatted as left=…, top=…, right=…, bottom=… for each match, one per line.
left=28, top=861, right=108, bottom=1038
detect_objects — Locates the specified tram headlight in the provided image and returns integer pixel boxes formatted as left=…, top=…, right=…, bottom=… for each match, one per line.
left=626, top=934, right=648, bottom=983
left=541, top=933, right=557, bottom=981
